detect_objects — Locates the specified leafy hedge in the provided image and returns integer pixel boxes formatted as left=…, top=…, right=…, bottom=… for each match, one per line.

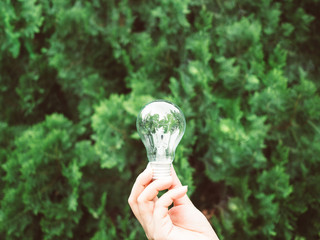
left=1, top=0, right=320, bottom=239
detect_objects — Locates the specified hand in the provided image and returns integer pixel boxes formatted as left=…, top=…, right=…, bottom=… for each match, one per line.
left=128, top=165, right=219, bottom=240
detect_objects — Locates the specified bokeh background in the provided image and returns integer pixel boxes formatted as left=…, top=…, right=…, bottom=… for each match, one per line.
left=1, top=0, right=320, bottom=239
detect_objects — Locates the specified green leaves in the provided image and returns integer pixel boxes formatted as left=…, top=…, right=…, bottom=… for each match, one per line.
left=0, top=0, right=43, bottom=58
left=217, top=17, right=262, bottom=52
left=1, top=114, right=81, bottom=239
left=1, top=0, right=320, bottom=239
left=92, top=95, right=128, bottom=170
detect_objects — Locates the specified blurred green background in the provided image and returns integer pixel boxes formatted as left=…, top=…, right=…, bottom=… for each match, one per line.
left=1, top=0, right=320, bottom=239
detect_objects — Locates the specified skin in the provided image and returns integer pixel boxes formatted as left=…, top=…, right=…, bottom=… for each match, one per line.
left=128, top=165, right=220, bottom=240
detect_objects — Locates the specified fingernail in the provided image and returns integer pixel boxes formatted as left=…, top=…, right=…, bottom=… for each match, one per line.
left=144, top=164, right=152, bottom=172
left=181, top=185, right=188, bottom=191
left=146, top=163, right=151, bottom=169
left=158, top=176, right=172, bottom=182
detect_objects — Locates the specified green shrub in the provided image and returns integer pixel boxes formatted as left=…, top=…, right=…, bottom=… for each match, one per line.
left=1, top=0, right=319, bottom=239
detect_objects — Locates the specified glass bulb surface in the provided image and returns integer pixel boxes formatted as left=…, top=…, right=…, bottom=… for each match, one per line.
left=136, top=100, right=186, bottom=179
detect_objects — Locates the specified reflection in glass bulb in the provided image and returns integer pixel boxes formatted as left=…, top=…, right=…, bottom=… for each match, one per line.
left=136, top=100, right=186, bottom=179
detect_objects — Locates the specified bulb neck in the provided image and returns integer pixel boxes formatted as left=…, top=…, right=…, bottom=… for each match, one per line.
left=150, top=162, right=172, bottom=179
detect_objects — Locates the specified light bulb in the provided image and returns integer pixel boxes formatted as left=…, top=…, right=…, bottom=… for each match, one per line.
left=136, top=100, right=186, bottom=179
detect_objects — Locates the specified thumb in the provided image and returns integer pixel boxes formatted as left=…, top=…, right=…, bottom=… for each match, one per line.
left=153, top=186, right=188, bottom=220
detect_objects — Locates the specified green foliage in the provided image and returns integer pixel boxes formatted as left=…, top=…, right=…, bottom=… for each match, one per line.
left=1, top=0, right=320, bottom=239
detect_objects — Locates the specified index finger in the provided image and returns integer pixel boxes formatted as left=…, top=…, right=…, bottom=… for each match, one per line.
left=128, top=165, right=153, bottom=223
left=128, top=165, right=153, bottom=204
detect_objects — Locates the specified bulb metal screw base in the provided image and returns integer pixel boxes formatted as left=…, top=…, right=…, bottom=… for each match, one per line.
left=150, top=162, right=172, bottom=179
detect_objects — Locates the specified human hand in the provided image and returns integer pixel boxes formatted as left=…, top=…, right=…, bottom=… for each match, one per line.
left=128, top=165, right=219, bottom=240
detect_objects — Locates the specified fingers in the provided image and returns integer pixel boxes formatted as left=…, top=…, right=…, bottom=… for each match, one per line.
left=154, top=186, right=188, bottom=221
left=137, top=177, right=173, bottom=204
left=170, top=166, right=183, bottom=188
left=128, top=166, right=153, bottom=221
left=137, top=176, right=173, bottom=224
left=128, top=165, right=192, bottom=230
left=128, top=166, right=174, bottom=228
left=130, top=165, right=153, bottom=200
left=170, top=167, right=192, bottom=206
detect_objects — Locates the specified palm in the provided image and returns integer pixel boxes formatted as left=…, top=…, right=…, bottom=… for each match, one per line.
left=128, top=167, right=219, bottom=240
left=159, top=204, right=216, bottom=240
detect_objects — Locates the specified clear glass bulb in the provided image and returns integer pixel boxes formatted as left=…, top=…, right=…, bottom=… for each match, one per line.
left=136, top=100, right=186, bottom=179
